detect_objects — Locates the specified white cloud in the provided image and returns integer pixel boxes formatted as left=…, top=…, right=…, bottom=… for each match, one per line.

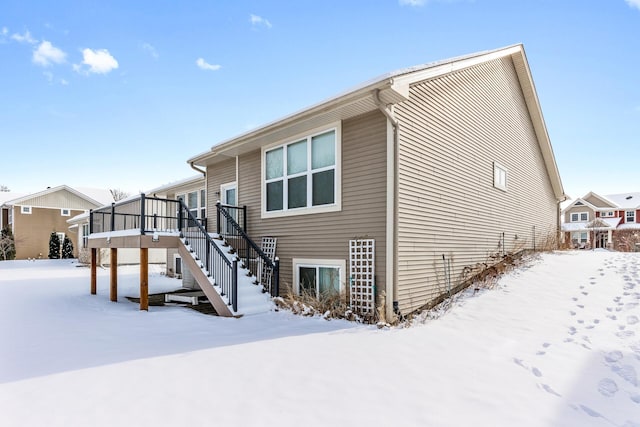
left=32, top=41, right=67, bottom=67
left=76, top=48, right=119, bottom=74
left=196, top=57, right=221, bottom=71
left=399, top=0, right=427, bottom=6
left=626, top=0, right=640, bottom=10
left=11, top=30, right=37, bottom=44
left=141, top=42, right=159, bottom=59
left=250, top=14, right=272, bottom=29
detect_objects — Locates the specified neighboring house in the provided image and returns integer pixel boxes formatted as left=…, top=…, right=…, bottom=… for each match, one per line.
left=561, top=191, right=640, bottom=250
left=88, top=44, right=565, bottom=319
left=1, top=186, right=113, bottom=259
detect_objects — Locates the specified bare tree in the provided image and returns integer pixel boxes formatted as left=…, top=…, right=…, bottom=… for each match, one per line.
left=110, top=188, right=130, bottom=201
left=0, top=185, right=10, bottom=192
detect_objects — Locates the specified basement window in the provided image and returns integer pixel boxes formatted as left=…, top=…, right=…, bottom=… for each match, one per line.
left=293, top=258, right=346, bottom=299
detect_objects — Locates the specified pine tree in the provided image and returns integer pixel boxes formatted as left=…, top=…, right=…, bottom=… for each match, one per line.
left=48, top=232, right=61, bottom=259
left=62, top=236, right=74, bottom=259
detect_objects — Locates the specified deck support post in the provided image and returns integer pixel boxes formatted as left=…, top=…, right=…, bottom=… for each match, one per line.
left=90, top=248, right=97, bottom=295
left=110, top=248, right=118, bottom=302
left=140, top=248, right=149, bottom=311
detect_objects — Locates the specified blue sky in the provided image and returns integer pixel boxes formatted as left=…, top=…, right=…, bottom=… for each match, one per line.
left=1, top=0, right=639, bottom=200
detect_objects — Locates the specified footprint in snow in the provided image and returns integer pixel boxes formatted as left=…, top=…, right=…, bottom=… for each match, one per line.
left=569, top=310, right=576, bottom=316
left=582, top=291, right=589, bottom=296
left=580, top=285, right=585, bottom=289
left=572, top=297, right=578, bottom=301
left=594, top=319, right=600, bottom=324
left=542, top=342, right=551, bottom=348
left=627, top=315, right=639, bottom=325
left=611, top=364, right=638, bottom=387
left=578, top=319, right=585, bottom=324
left=540, top=383, right=561, bottom=397
left=607, top=307, right=614, bottom=312
left=568, top=326, right=577, bottom=335
left=604, top=350, right=623, bottom=363
left=577, top=304, right=585, bottom=309
left=631, top=393, right=640, bottom=404
left=597, top=378, right=618, bottom=397
left=617, top=330, right=636, bottom=339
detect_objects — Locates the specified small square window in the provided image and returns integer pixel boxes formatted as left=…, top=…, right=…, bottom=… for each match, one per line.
left=21, top=206, right=32, bottom=214
left=570, top=213, right=579, bottom=222
left=61, top=209, right=71, bottom=217
left=580, top=212, right=588, bottom=221
left=493, top=162, right=507, bottom=191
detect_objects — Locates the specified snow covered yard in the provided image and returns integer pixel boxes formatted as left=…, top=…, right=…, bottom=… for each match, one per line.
left=0, top=251, right=639, bottom=427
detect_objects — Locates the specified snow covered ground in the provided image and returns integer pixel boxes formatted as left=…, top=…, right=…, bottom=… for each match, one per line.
left=0, top=251, right=639, bottom=427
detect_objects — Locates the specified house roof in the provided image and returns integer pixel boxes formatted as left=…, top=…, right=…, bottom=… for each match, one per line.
left=562, top=217, right=621, bottom=232
left=1, top=185, right=114, bottom=208
left=564, top=191, right=640, bottom=213
left=188, top=44, right=565, bottom=201
left=144, top=174, right=204, bottom=195
left=603, top=192, right=640, bottom=210
left=561, top=198, right=599, bottom=214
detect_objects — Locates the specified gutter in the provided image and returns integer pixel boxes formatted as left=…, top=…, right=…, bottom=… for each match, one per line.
left=190, top=161, right=206, bottom=177
left=373, top=89, right=400, bottom=321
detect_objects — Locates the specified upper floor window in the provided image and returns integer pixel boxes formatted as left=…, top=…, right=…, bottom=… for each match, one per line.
left=493, top=162, right=507, bottom=191
left=601, top=211, right=614, bottom=217
left=61, top=208, right=71, bottom=217
left=626, top=210, right=636, bottom=223
left=570, top=212, right=588, bottom=222
left=263, top=126, right=341, bottom=217
left=21, top=206, right=31, bottom=214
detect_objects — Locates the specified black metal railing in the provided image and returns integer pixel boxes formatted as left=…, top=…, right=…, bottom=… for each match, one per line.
left=90, top=194, right=207, bottom=235
left=89, top=194, right=236, bottom=311
left=216, top=202, right=279, bottom=297
left=179, top=201, right=237, bottom=312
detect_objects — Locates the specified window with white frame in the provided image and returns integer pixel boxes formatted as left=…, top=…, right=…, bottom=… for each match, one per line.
left=571, top=232, right=588, bottom=244
left=21, top=206, right=32, bottom=214
left=200, top=189, right=206, bottom=219
left=82, top=223, right=90, bottom=249
left=293, top=258, right=346, bottom=298
left=601, top=211, right=614, bottom=217
left=626, top=210, right=636, bottom=223
left=61, top=208, right=70, bottom=217
left=570, top=213, right=579, bottom=222
left=493, top=162, right=507, bottom=191
left=264, top=127, right=340, bottom=216
left=580, top=212, right=588, bottom=221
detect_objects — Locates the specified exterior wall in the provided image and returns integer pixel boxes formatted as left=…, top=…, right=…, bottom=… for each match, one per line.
left=207, top=158, right=237, bottom=233
left=394, top=56, right=559, bottom=314
left=564, top=205, right=595, bottom=223
left=13, top=206, right=85, bottom=259
left=584, top=194, right=614, bottom=208
left=209, top=110, right=388, bottom=297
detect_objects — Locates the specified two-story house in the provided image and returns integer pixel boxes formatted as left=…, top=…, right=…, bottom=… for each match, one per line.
left=562, top=191, right=640, bottom=250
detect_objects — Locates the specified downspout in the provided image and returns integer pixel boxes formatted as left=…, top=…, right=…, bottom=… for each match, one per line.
left=190, top=161, right=206, bottom=177
left=373, top=88, right=400, bottom=321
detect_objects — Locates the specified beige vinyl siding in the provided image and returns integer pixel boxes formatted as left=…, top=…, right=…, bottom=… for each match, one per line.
left=584, top=194, right=614, bottom=208
left=564, top=206, right=595, bottom=223
left=235, top=110, right=387, bottom=296
left=394, top=56, right=558, bottom=314
left=207, top=158, right=236, bottom=232
left=20, top=189, right=99, bottom=210
left=13, top=206, right=85, bottom=259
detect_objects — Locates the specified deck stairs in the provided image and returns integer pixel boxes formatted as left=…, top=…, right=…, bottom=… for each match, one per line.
left=177, top=233, right=274, bottom=317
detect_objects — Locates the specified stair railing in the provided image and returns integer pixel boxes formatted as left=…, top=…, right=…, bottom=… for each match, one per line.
left=216, top=202, right=280, bottom=297
left=178, top=200, right=238, bottom=312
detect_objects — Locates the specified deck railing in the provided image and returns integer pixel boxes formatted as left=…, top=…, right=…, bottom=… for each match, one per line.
left=89, top=195, right=236, bottom=311
left=89, top=194, right=206, bottom=235
left=217, top=202, right=279, bottom=297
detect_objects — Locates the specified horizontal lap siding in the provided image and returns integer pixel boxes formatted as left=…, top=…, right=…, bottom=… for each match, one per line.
left=238, top=110, right=387, bottom=296
left=207, top=158, right=236, bottom=232
left=395, top=57, right=558, bottom=314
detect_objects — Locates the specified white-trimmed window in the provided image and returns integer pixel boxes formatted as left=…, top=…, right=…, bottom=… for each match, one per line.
left=601, top=211, right=614, bottom=217
left=81, top=224, right=90, bottom=249
left=61, top=208, right=71, bottom=217
left=293, top=258, right=346, bottom=298
left=626, top=211, right=636, bottom=223
left=570, top=212, right=588, bottom=222
left=21, top=206, right=32, bottom=214
left=571, top=232, right=588, bottom=244
left=263, top=125, right=341, bottom=218
left=493, top=162, right=507, bottom=191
